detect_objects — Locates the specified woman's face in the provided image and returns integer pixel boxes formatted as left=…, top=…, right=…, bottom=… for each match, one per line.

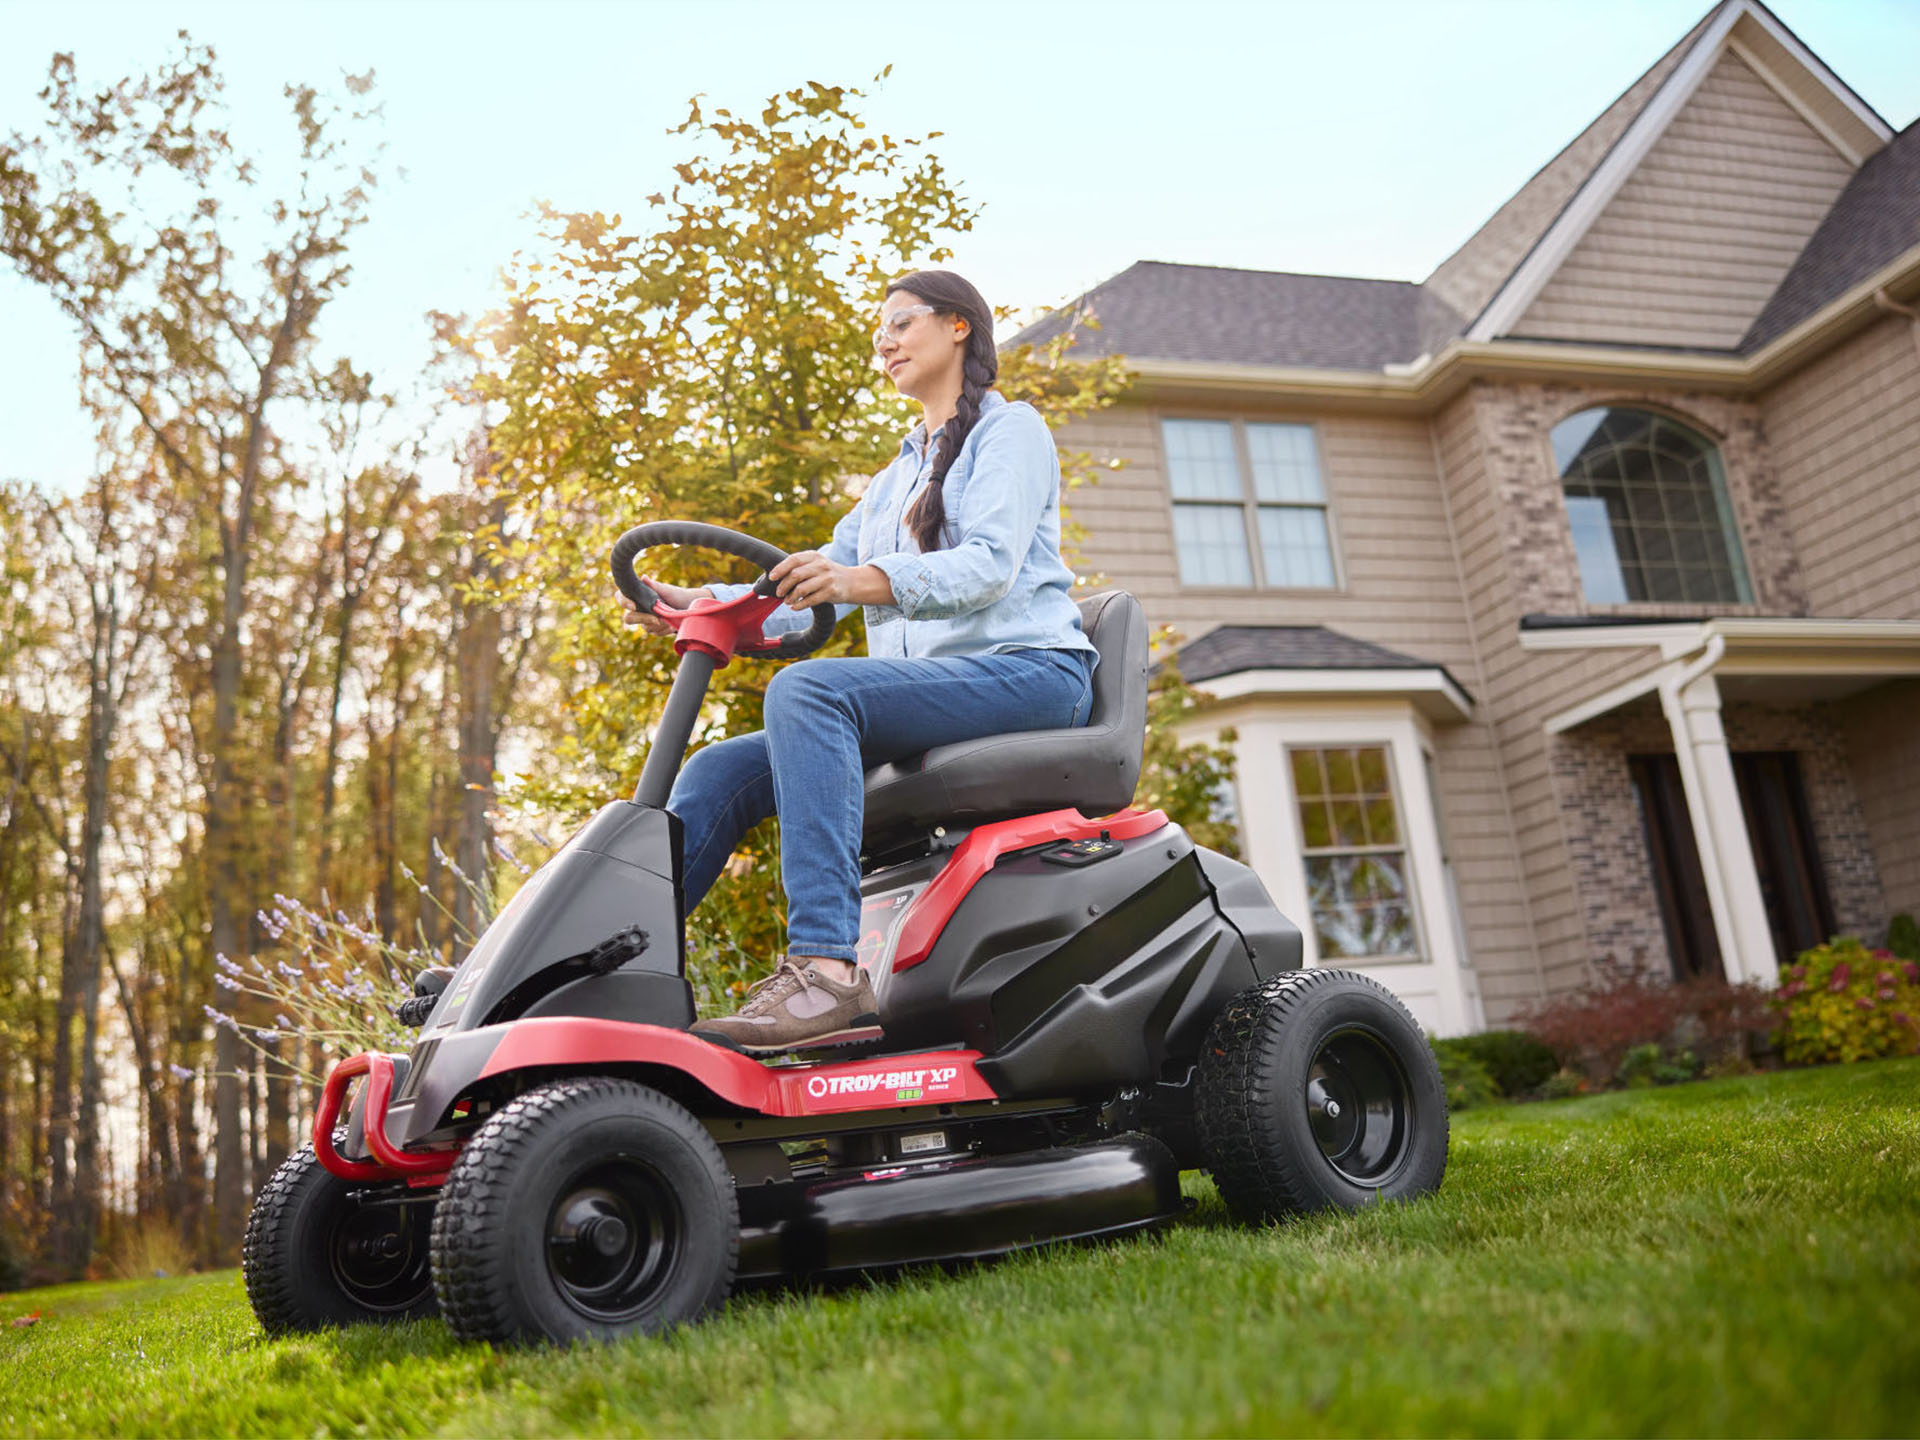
left=875, top=290, right=967, bottom=401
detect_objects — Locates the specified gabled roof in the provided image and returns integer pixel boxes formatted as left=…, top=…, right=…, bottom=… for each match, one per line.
left=1462, top=0, right=1892, bottom=344
left=1010, top=261, right=1463, bottom=373
left=1010, top=2, right=1908, bottom=379
left=1421, top=5, right=1720, bottom=326
left=1744, top=117, right=1920, bottom=348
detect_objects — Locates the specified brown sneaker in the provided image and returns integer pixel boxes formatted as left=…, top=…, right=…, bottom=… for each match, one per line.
left=691, top=958, right=881, bottom=1054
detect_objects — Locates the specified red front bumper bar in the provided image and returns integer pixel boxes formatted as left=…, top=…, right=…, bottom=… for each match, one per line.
left=313, top=1051, right=456, bottom=1183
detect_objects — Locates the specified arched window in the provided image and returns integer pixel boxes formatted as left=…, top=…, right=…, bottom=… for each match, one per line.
left=1552, top=408, right=1753, bottom=605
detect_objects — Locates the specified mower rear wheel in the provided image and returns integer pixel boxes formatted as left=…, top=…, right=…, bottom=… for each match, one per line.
left=242, top=1144, right=437, bottom=1334
left=430, top=1077, right=737, bottom=1346
left=1196, top=968, right=1448, bottom=1222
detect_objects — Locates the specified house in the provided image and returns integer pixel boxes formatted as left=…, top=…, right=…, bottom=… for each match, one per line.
left=1017, top=0, right=1920, bottom=1034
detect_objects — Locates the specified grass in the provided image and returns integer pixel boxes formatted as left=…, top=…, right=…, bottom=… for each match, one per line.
left=3, top=1058, right=1918, bottom=1437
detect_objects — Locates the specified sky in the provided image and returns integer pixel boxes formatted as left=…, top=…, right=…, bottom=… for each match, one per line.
left=4, top=0, right=1918, bottom=495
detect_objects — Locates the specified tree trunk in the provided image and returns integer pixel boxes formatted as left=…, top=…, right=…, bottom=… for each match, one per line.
left=454, top=498, right=507, bottom=949
left=48, top=578, right=117, bottom=1276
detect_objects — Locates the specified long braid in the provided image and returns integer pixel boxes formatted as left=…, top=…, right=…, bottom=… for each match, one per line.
left=907, top=337, right=997, bottom=552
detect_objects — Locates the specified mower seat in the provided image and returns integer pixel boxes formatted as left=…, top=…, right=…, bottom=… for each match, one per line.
left=861, top=590, right=1151, bottom=847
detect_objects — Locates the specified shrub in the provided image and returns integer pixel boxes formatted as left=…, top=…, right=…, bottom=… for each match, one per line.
left=1887, top=913, right=1920, bottom=963
left=1519, top=955, right=1773, bottom=1087
left=1429, top=1039, right=1500, bottom=1110
left=1617, top=1042, right=1698, bottom=1088
left=1773, top=936, right=1920, bottom=1066
left=1440, top=1030, right=1558, bottom=1097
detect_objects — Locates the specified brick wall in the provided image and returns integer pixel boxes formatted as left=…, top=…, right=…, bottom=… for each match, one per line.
left=1546, top=696, right=1888, bottom=983
left=1473, top=382, right=1809, bottom=618
left=1833, top=678, right=1920, bottom=923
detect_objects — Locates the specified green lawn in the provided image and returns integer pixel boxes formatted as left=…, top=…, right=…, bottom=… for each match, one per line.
left=5, top=1059, right=1918, bottom=1438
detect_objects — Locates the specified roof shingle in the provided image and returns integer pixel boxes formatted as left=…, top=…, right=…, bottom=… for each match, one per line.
left=1009, top=261, right=1463, bottom=373
left=1742, top=118, right=1920, bottom=350
left=1178, top=625, right=1463, bottom=690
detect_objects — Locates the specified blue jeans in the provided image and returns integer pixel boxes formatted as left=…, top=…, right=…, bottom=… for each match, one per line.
left=667, top=648, right=1095, bottom=961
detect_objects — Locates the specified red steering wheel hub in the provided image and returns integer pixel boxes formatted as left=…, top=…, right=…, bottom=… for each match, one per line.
left=655, top=590, right=791, bottom=666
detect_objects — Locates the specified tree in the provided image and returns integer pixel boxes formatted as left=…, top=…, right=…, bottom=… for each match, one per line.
left=468, top=79, right=1187, bottom=992
left=0, top=37, right=385, bottom=1257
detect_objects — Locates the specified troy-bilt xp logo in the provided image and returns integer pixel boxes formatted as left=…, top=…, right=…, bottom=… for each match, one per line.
left=805, top=1065, right=961, bottom=1101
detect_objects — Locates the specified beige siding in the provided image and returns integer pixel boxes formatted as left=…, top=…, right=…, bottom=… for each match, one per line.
left=1761, top=314, right=1920, bottom=618
left=1059, top=407, right=1477, bottom=667
left=1514, top=50, right=1855, bottom=349
left=1423, top=10, right=1711, bottom=323
left=1834, top=679, right=1920, bottom=920
left=1063, top=401, right=1558, bottom=1023
left=1435, top=388, right=1692, bottom=1010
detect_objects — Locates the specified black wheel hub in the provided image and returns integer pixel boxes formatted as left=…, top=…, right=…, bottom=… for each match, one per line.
left=545, top=1160, right=681, bottom=1321
left=1305, top=1026, right=1412, bottom=1184
left=329, top=1199, right=432, bottom=1312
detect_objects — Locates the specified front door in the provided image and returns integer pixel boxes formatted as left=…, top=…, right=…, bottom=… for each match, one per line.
left=1629, top=754, right=1722, bottom=980
left=1629, top=751, right=1837, bottom=980
left=1732, top=751, right=1836, bottom=962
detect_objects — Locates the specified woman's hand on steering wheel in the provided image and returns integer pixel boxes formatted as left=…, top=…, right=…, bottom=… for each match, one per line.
left=619, top=574, right=711, bottom=636
left=769, top=552, right=895, bottom=611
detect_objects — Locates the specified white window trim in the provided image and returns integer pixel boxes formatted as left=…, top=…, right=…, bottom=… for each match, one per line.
left=1156, top=413, right=1345, bottom=593
left=1180, top=700, right=1484, bottom=1037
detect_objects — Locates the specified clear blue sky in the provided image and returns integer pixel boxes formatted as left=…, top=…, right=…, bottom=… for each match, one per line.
left=4, top=0, right=1917, bottom=494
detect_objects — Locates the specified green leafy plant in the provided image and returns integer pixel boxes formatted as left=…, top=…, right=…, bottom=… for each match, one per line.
left=1437, top=1030, right=1559, bottom=1097
left=1887, top=913, right=1920, bottom=963
left=1617, top=1042, right=1699, bottom=1088
left=1428, top=1039, right=1500, bottom=1110
left=1773, top=936, right=1920, bottom=1066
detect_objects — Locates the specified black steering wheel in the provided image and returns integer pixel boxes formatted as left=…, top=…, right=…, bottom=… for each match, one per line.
left=609, top=521, right=839, bottom=659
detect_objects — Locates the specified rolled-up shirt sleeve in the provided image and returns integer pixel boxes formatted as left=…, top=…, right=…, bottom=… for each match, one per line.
left=706, top=497, right=866, bottom=635
left=867, top=406, right=1055, bottom=622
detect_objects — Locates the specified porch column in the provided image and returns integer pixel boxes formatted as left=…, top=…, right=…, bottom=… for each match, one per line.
left=1658, top=668, right=1778, bottom=985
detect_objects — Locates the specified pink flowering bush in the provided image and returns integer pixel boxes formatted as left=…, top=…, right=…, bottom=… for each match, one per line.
left=1773, top=936, right=1920, bottom=1066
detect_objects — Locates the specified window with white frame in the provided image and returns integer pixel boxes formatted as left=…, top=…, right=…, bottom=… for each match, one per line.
left=1288, top=744, right=1421, bottom=961
left=1162, top=418, right=1337, bottom=589
left=1552, top=407, right=1753, bottom=606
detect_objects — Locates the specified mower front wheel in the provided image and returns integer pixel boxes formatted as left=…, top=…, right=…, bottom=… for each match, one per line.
left=430, top=1077, right=738, bottom=1346
left=1196, top=968, right=1448, bottom=1222
left=242, top=1145, right=438, bottom=1334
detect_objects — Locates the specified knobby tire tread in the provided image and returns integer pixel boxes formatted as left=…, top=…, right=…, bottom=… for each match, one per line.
left=429, top=1077, right=738, bottom=1346
left=242, top=1145, right=318, bottom=1335
left=1196, top=968, right=1446, bottom=1223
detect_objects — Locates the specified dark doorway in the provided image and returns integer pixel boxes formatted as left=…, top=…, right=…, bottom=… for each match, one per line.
left=1733, top=751, right=1836, bottom=962
left=1629, top=754, right=1722, bottom=980
left=1628, top=751, right=1836, bottom=980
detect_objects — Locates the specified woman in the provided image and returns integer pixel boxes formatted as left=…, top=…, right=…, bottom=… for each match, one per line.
left=618, top=270, right=1097, bottom=1052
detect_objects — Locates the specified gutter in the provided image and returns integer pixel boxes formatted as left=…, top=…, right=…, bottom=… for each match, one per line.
left=1873, top=287, right=1920, bottom=365
left=1125, top=240, right=1920, bottom=410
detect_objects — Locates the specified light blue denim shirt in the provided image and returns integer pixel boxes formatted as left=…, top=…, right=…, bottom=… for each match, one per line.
left=710, top=391, right=1097, bottom=665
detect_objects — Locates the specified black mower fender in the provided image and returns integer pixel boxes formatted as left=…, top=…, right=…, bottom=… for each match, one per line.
left=383, top=1029, right=508, bottom=1147
left=1193, top=846, right=1304, bottom=979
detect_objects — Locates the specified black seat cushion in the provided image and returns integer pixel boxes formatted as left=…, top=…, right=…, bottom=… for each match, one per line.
left=861, top=591, right=1150, bottom=844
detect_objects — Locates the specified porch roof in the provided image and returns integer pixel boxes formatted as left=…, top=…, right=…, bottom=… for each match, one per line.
left=1520, top=616, right=1920, bottom=732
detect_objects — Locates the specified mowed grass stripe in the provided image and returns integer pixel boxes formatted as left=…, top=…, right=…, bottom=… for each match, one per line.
left=2, top=1059, right=1915, bottom=1437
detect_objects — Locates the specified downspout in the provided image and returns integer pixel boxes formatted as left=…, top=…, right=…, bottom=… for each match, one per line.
left=1872, top=288, right=1920, bottom=365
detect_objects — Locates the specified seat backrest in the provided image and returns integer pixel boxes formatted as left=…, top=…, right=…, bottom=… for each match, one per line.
left=859, top=590, right=1151, bottom=843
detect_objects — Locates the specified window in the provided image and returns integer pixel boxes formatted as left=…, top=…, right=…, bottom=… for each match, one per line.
left=1289, top=745, right=1420, bottom=961
left=1163, top=418, right=1337, bottom=589
left=1552, top=408, right=1752, bottom=605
